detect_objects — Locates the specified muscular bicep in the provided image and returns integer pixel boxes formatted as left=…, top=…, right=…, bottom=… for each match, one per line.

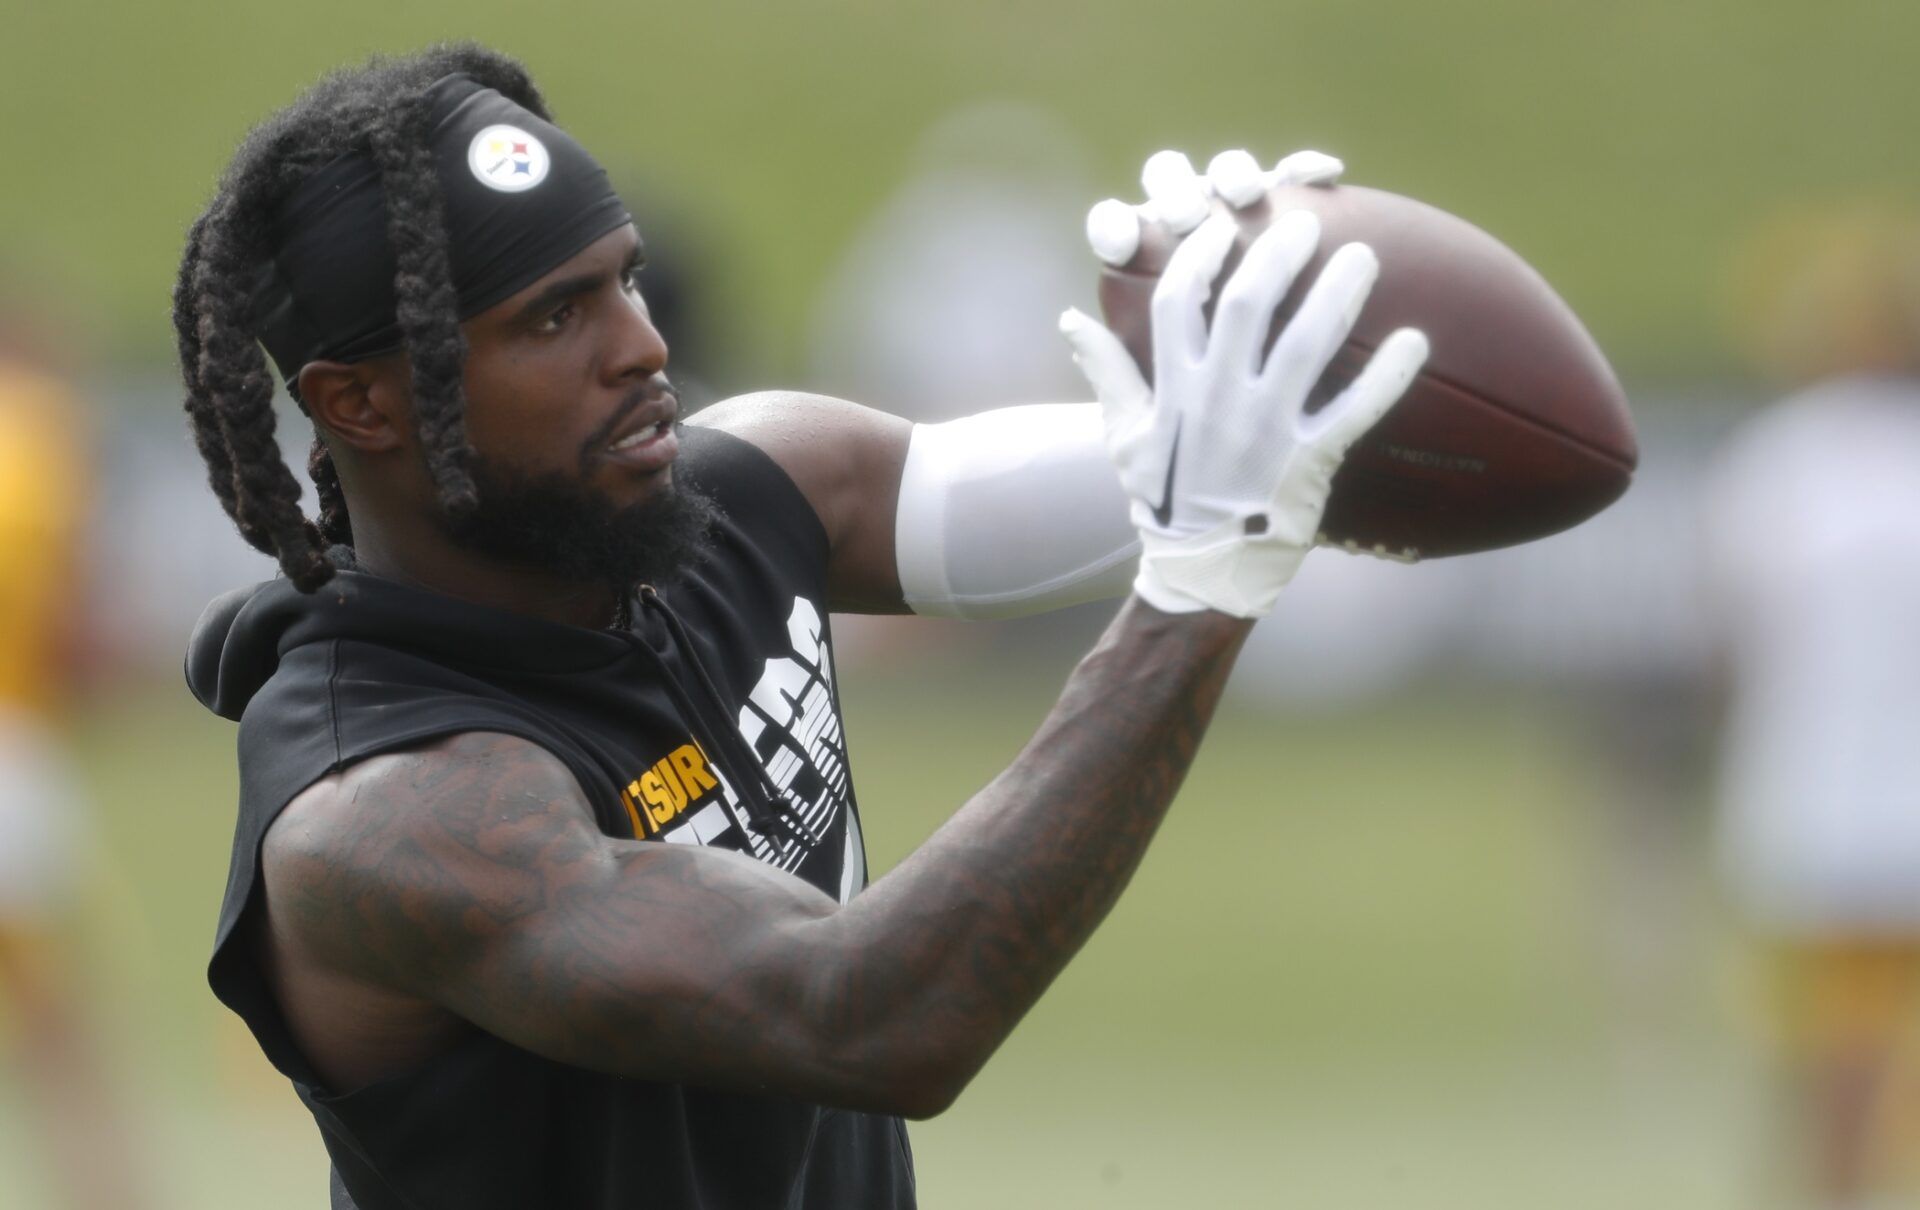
left=690, top=391, right=912, bottom=613
left=260, top=732, right=851, bottom=1096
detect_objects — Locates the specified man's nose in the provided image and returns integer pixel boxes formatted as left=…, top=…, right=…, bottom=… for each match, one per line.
left=608, top=289, right=669, bottom=380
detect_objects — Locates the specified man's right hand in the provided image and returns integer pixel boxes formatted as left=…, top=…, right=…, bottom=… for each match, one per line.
left=1059, top=152, right=1429, bottom=619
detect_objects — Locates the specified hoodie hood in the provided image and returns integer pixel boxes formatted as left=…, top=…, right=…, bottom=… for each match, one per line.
left=185, top=567, right=635, bottom=723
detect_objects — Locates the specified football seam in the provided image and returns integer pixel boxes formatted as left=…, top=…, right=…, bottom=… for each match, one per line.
left=1339, top=336, right=1637, bottom=475
left=1105, top=264, right=1635, bottom=475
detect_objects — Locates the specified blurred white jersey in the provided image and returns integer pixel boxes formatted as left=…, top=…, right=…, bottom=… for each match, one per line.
left=1706, top=376, right=1920, bottom=932
left=0, top=705, right=81, bottom=920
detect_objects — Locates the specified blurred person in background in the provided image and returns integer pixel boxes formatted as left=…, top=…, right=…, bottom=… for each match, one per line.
left=0, top=291, right=150, bottom=1208
left=1708, top=202, right=1920, bottom=1210
left=808, top=100, right=1095, bottom=423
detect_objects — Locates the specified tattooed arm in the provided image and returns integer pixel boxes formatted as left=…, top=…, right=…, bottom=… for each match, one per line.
left=258, top=599, right=1247, bottom=1117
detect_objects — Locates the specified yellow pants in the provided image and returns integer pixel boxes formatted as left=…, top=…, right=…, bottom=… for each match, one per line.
left=1773, top=941, right=1920, bottom=1054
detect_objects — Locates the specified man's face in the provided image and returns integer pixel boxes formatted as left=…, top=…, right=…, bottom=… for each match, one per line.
left=434, top=223, right=716, bottom=589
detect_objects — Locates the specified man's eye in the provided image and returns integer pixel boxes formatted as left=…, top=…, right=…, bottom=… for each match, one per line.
left=537, top=303, right=577, bottom=332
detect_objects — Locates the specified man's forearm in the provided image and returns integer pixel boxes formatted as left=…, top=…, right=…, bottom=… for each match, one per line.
left=807, top=597, right=1250, bottom=1112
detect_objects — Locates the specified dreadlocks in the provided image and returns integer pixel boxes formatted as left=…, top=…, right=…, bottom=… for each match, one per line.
left=172, top=45, right=551, bottom=591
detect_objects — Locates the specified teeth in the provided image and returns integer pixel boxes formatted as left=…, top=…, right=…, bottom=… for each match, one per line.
left=608, top=421, right=662, bottom=452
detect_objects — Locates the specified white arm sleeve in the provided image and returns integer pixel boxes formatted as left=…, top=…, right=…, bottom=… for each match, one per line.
left=894, top=403, right=1139, bottom=619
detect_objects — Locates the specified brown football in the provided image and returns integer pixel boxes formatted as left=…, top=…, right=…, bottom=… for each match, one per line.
left=1098, top=183, right=1637, bottom=559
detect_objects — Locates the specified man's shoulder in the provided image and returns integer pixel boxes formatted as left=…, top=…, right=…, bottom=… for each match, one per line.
left=686, top=393, right=910, bottom=614
left=689, top=389, right=846, bottom=444
left=689, top=390, right=908, bottom=475
left=688, top=391, right=910, bottom=540
left=671, top=402, right=842, bottom=585
left=270, top=730, right=589, bottom=864
left=683, top=393, right=845, bottom=510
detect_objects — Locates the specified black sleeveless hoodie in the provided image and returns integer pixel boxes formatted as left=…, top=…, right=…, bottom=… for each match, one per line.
left=184, top=427, right=915, bottom=1209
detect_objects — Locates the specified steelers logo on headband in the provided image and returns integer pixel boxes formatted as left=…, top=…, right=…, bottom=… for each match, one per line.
left=251, top=74, right=632, bottom=386
left=467, top=124, right=551, bottom=193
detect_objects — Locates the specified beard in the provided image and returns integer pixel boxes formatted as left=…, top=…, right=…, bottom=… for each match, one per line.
left=439, top=433, right=720, bottom=595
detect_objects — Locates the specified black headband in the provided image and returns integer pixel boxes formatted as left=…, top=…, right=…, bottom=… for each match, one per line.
left=250, top=73, right=632, bottom=386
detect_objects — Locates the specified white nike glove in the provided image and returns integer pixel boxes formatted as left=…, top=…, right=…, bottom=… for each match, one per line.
left=1060, top=176, right=1428, bottom=618
left=1086, top=148, right=1346, bottom=267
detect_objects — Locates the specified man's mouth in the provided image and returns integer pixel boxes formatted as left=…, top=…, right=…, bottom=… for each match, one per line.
left=595, top=385, right=681, bottom=474
left=595, top=383, right=681, bottom=472
left=607, top=418, right=671, bottom=453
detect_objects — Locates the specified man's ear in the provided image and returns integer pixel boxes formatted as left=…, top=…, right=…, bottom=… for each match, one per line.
left=297, top=357, right=409, bottom=453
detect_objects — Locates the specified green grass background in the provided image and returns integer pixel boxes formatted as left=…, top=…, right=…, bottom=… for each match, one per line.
left=0, top=651, right=1765, bottom=1208
left=3, top=0, right=1917, bottom=380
